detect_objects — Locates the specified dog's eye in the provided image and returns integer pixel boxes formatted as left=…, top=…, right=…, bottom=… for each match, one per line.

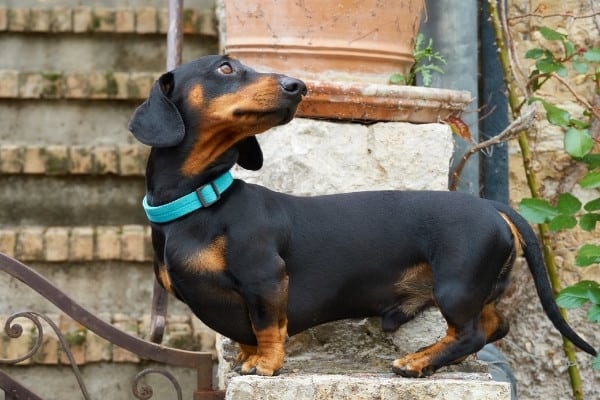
left=218, top=63, right=234, bottom=75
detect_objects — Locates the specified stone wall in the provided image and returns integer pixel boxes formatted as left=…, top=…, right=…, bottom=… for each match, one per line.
left=502, top=1, right=600, bottom=399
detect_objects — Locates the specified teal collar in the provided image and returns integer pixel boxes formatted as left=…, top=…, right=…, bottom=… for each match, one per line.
left=142, top=171, right=234, bottom=223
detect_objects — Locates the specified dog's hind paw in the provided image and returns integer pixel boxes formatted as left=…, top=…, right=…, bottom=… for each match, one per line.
left=392, top=356, right=436, bottom=378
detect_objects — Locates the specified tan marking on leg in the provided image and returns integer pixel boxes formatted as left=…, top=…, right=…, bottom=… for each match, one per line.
left=394, top=263, right=434, bottom=316
left=481, top=302, right=509, bottom=343
left=241, top=318, right=288, bottom=376
left=235, top=343, right=258, bottom=365
left=184, top=235, right=226, bottom=273
left=393, top=326, right=458, bottom=377
left=156, top=262, right=174, bottom=294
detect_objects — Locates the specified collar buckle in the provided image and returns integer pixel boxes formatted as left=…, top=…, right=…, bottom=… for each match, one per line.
left=196, top=181, right=221, bottom=208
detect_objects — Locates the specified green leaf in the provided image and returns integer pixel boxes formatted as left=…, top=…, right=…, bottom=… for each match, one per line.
left=572, top=59, right=589, bottom=74
left=563, top=40, right=576, bottom=58
left=588, top=305, right=600, bottom=322
left=556, top=193, right=582, bottom=214
left=519, top=198, right=559, bottom=223
left=580, top=171, right=600, bottom=189
left=389, top=73, right=406, bottom=85
left=581, top=154, right=600, bottom=169
left=539, top=100, right=571, bottom=127
left=579, top=213, right=600, bottom=231
left=583, top=48, right=600, bottom=62
left=584, top=198, right=600, bottom=212
left=536, top=58, right=568, bottom=76
left=540, top=26, right=566, bottom=41
left=525, top=48, right=546, bottom=59
left=564, top=128, right=593, bottom=158
left=569, top=118, right=590, bottom=129
left=576, top=244, right=600, bottom=266
left=556, top=284, right=591, bottom=308
left=549, top=214, right=577, bottom=231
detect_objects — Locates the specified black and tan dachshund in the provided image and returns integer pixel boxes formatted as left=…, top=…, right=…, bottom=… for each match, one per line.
left=129, top=55, right=597, bottom=377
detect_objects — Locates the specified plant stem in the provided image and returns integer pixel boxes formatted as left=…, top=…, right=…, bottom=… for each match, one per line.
left=487, top=1, right=585, bottom=399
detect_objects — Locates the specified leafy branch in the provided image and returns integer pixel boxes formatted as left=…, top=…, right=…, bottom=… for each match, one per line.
left=389, top=33, right=446, bottom=87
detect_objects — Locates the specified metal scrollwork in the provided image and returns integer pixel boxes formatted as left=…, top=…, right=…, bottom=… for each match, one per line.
left=132, top=368, right=183, bottom=400
left=1, top=311, right=91, bottom=400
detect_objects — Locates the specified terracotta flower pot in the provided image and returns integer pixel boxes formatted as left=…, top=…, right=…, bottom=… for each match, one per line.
left=221, top=0, right=423, bottom=84
left=219, top=0, right=470, bottom=122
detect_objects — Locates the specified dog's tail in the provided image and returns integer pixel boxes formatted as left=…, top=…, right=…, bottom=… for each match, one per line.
left=492, top=201, right=597, bottom=357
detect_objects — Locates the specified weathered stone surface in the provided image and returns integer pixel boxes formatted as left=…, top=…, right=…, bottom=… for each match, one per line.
left=226, top=373, right=510, bottom=400
left=234, top=118, right=452, bottom=194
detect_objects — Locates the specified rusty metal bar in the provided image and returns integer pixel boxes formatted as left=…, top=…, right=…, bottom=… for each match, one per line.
left=148, top=0, right=186, bottom=347
left=0, top=370, right=44, bottom=400
left=167, top=0, right=184, bottom=70
left=0, top=253, right=211, bottom=369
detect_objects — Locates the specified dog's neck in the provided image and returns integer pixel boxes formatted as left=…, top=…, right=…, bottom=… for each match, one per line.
left=144, top=127, right=237, bottom=207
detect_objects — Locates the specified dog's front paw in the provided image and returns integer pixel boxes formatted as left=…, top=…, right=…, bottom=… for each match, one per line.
left=240, top=354, right=282, bottom=376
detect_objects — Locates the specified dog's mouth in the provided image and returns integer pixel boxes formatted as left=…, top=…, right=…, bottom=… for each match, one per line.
left=233, top=107, right=297, bottom=125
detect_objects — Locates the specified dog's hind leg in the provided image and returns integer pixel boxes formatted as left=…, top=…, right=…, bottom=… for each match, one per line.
left=392, top=278, right=490, bottom=377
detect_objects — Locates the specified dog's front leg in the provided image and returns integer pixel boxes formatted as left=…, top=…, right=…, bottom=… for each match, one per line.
left=238, top=269, right=289, bottom=376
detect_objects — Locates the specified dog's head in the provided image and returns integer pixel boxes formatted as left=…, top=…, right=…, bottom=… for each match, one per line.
left=128, top=55, right=306, bottom=174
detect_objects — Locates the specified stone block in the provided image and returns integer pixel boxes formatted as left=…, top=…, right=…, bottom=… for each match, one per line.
left=30, top=8, right=51, bottom=32
left=0, top=229, right=17, bottom=257
left=92, top=146, right=118, bottom=174
left=64, top=72, right=88, bottom=98
left=17, top=226, right=44, bottom=261
left=96, top=226, right=122, bottom=260
left=58, top=315, right=86, bottom=365
left=115, top=8, right=135, bottom=33
left=0, top=144, right=23, bottom=173
left=18, top=72, right=44, bottom=98
left=50, top=7, right=72, bottom=32
left=69, top=146, right=94, bottom=174
left=69, top=226, right=94, bottom=261
left=118, top=144, right=148, bottom=176
left=44, top=227, right=69, bottom=262
left=43, top=145, right=69, bottom=175
left=73, top=7, right=93, bottom=32
left=234, top=118, right=452, bottom=195
left=8, top=8, right=31, bottom=31
left=157, top=8, right=169, bottom=33
left=92, top=8, right=116, bottom=32
left=0, top=70, right=18, bottom=97
left=121, top=225, right=147, bottom=261
left=84, top=330, right=112, bottom=363
left=0, top=8, right=7, bottom=30
left=135, top=7, right=157, bottom=34
left=128, top=72, right=155, bottom=99
left=225, top=373, right=510, bottom=400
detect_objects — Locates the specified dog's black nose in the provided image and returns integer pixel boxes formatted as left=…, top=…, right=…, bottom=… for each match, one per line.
left=280, top=77, right=307, bottom=96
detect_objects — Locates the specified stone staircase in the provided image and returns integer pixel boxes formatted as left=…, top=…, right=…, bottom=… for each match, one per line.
left=0, top=1, right=218, bottom=398
left=1, top=2, right=511, bottom=399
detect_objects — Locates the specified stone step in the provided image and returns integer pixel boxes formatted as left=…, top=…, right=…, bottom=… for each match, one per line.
left=225, top=373, right=511, bottom=400
left=0, top=69, right=158, bottom=100
left=0, top=6, right=216, bottom=36
left=0, top=225, right=151, bottom=262
left=0, top=144, right=147, bottom=176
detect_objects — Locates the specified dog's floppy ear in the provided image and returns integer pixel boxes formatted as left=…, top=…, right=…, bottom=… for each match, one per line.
left=236, top=136, right=263, bottom=170
left=128, top=72, right=185, bottom=147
